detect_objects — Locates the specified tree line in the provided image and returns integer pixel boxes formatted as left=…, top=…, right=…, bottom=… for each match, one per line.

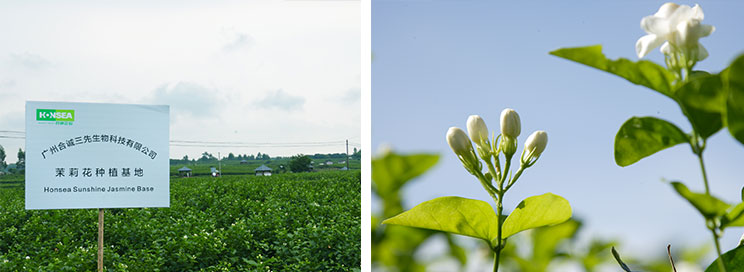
left=0, top=145, right=24, bottom=174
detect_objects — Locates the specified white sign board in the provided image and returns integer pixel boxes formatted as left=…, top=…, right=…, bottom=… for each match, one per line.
left=25, top=101, right=170, bottom=209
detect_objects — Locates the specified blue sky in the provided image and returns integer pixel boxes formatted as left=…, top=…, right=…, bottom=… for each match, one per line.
left=372, top=0, right=744, bottom=267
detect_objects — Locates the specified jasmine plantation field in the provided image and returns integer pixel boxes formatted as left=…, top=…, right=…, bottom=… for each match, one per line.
left=0, top=171, right=361, bottom=271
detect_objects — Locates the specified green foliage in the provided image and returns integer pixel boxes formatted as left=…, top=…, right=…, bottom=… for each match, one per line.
left=549, top=45, right=675, bottom=98
left=671, top=182, right=730, bottom=219
left=382, top=196, right=499, bottom=245
left=0, top=171, right=360, bottom=271
left=726, top=55, right=744, bottom=145
left=501, top=193, right=572, bottom=239
left=611, top=247, right=633, bottom=272
left=677, top=73, right=726, bottom=139
left=502, top=219, right=580, bottom=272
left=372, top=152, right=438, bottom=198
left=289, top=154, right=312, bottom=173
left=371, top=151, right=467, bottom=271
left=705, top=246, right=744, bottom=272
left=721, top=202, right=744, bottom=228
left=383, top=193, right=571, bottom=249
left=0, top=144, right=6, bottom=171
left=614, top=117, right=689, bottom=167
left=372, top=152, right=438, bottom=218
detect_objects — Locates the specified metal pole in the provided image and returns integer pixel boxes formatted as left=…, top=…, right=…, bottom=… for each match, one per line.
left=346, top=140, right=349, bottom=170
left=98, top=208, right=104, bottom=272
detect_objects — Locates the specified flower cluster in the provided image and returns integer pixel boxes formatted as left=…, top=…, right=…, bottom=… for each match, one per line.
left=446, top=108, right=547, bottom=188
left=636, top=2, right=714, bottom=77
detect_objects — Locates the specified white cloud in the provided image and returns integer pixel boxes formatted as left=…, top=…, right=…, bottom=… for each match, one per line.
left=254, top=89, right=305, bottom=111
left=149, top=82, right=223, bottom=120
left=7, top=52, right=51, bottom=70
left=0, top=1, right=359, bottom=158
left=221, top=29, right=255, bottom=52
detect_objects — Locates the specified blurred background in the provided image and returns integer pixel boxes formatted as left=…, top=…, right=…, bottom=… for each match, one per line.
left=372, top=1, right=744, bottom=271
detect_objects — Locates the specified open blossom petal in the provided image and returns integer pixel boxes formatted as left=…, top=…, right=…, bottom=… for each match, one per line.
left=660, top=42, right=671, bottom=55
left=691, top=4, right=704, bottom=20
left=641, top=16, right=672, bottom=36
left=697, top=43, right=709, bottom=61
left=636, top=2, right=713, bottom=59
left=654, top=2, right=680, bottom=18
left=636, top=34, right=665, bottom=58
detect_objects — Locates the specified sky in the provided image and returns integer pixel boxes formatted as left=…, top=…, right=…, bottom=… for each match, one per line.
left=0, top=0, right=360, bottom=160
left=372, top=0, right=744, bottom=270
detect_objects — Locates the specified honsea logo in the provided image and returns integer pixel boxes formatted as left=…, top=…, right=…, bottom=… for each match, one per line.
left=36, top=109, right=75, bottom=122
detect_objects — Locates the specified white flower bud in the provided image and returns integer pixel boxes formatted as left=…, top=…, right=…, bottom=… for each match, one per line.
left=446, top=127, right=473, bottom=158
left=524, top=131, right=548, bottom=159
left=467, top=115, right=489, bottom=146
left=500, top=108, right=521, bottom=139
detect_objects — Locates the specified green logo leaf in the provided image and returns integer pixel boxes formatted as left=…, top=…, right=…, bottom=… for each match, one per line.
left=36, top=109, right=75, bottom=121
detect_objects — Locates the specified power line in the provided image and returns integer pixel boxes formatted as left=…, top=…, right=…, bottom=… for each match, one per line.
left=0, top=132, right=357, bottom=149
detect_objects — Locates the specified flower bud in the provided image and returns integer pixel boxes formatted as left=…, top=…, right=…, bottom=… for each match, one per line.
left=446, top=127, right=474, bottom=158
left=467, top=115, right=489, bottom=147
left=500, top=108, right=521, bottom=139
left=524, top=131, right=548, bottom=162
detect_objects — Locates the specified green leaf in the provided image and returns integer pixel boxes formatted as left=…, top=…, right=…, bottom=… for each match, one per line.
left=704, top=245, right=744, bottom=272
left=614, top=117, right=690, bottom=166
left=372, top=152, right=439, bottom=197
left=677, top=73, right=726, bottom=139
left=725, top=54, right=744, bottom=146
left=671, top=182, right=730, bottom=219
left=382, top=196, right=499, bottom=243
left=532, top=219, right=581, bottom=266
left=502, top=193, right=572, bottom=238
left=721, top=202, right=744, bottom=228
left=550, top=45, right=675, bottom=98
left=611, top=247, right=633, bottom=272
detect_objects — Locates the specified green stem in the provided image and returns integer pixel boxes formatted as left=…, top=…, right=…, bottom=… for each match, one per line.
left=696, top=151, right=711, bottom=195
left=500, top=156, right=512, bottom=188
left=710, top=225, right=726, bottom=272
left=493, top=251, right=499, bottom=272
left=504, top=166, right=525, bottom=192
left=485, top=158, right=501, bottom=187
left=695, top=140, right=723, bottom=271
left=475, top=171, right=499, bottom=204
left=494, top=190, right=504, bottom=272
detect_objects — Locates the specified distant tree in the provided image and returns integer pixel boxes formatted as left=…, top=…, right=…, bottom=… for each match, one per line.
left=182, top=155, right=189, bottom=162
left=256, top=152, right=262, bottom=160
left=353, top=147, right=357, bottom=154
left=289, top=154, right=312, bottom=173
left=0, top=144, right=6, bottom=170
left=199, top=152, right=216, bottom=162
left=262, top=153, right=270, bottom=160
left=228, top=153, right=235, bottom=160
left=16, top=148, right=25, bottom=171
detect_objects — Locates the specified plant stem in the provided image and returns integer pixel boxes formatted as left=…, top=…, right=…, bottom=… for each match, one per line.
left=494, top=191, right=504, bottom=272
left=485, top=158, right=501, bottom=187
left=696, top=151, right=711, bottom=195
left=710, top=226, right=726, bottom=272
left=493, top=251, right=499, bottom=272
left=500, top=157, right=511, bottom=188
left=695, top=141, right=723, bottom=271
left=503, top=166, right=525, bottom=192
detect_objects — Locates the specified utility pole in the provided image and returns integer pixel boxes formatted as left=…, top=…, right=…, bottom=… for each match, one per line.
left=346, top=139, right=349, bottom=170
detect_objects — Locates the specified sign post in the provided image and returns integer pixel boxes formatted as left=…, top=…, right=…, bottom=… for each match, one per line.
left=25, top=101, right=169, bottom=271
left=98, top=209, right=104, bottom=272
